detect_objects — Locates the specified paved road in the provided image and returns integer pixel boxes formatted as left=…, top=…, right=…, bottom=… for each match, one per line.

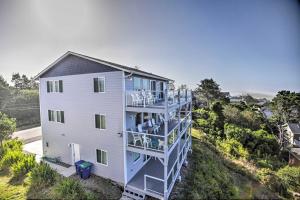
left=12, top=126, right=42, bottom=144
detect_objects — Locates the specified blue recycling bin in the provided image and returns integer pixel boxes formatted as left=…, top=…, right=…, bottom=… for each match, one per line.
left=75, top=160, right=84, bottom=175
left=79, top=161, right=93, bottom=179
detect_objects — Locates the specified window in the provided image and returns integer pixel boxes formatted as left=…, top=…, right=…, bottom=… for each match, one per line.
left=94, top=77, right=105, bottom=93
left=142, top=79, right=150, bottom=90
left=96, top=149, right=107, bottom=165
left=133, top=153, right=140, bottom=162
left=133, top=77, right=141, bottom=90
left=95, top=114, right=106, bottom=129
left=48, top=110, right=64, bottom=123
left=47, top=80, right=63, bottom=93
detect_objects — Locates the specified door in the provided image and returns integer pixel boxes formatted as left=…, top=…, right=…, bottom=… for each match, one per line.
left=150, top=80, right=156, bottom=98
left=71, top=143, right=80, bottom=164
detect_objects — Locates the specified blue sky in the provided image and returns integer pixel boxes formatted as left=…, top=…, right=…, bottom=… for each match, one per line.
left=0, top=0, right=299, bottom=96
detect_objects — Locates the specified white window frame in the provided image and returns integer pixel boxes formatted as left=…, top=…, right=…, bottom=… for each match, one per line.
left=48, top=110, right=64, bottom=123
left=95, top=113, right=106, bottom=130
left=96, top=149, right=108, bottom=166
left=95, top=77, right=105, bottom=93
left=47, top=80, right=62, bottom=93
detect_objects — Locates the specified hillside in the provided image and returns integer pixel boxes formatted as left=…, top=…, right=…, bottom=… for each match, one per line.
left=170, top=129, right=279, bottom=199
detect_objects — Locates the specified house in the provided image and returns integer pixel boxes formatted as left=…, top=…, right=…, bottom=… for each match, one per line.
left=281, top=123, right=300, bottom=148
left=280, top=123, right=300, bottom=166
left=35, top=51, right=192, bottom=200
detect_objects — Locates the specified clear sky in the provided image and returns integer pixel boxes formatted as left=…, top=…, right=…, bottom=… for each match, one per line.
left=0, top=0, right=299, bottom=96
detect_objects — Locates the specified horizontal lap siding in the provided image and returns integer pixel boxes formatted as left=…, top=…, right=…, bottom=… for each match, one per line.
left=40, top=71, right=125, bottom=184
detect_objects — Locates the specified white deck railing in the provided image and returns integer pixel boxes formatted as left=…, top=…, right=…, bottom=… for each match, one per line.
left=144, top=175, right=164, bottom=196
left=167, top=135, right=191, bottom=195
left=125, top=89, right=192, bottom=108
left=126, top=131, right=165, bottom=152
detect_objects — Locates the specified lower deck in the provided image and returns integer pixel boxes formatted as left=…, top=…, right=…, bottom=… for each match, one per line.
left=126, top=135, right=191, bottom=199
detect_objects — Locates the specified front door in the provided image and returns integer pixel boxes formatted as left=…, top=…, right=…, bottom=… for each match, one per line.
left=71, top=143, right=80, bottom=164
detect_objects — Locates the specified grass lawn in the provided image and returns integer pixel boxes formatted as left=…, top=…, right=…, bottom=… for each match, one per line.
left=0, top=169, right=28, bottom=200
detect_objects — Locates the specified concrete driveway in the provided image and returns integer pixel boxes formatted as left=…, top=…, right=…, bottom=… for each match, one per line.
left=12, top=126, right=43, bottom=161
left=12, top=126, right=42, bottom=144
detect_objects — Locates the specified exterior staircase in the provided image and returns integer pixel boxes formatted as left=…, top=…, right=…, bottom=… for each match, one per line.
left=121, top=187, right=145, bottom=200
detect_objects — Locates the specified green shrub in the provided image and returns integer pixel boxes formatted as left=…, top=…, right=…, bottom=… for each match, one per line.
left=257, top=168, right=289, bottom=197
left=11, top=154, right=36, bottom=178
left=224, top=123, right=251, bottom=145
left=217, top=139, right=249, bottom=159
left=54, top=178, right=86, bottom=200
left=30, top=162, right=57, bottom=188
left=276, top=166, right=300, bottom=193
left=0, top=150, right=24, bottom=168
left=3, top=139, right=23, bottom=153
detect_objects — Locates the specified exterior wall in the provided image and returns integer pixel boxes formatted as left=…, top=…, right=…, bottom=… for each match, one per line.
left=40, top=71, right=125, bottom=184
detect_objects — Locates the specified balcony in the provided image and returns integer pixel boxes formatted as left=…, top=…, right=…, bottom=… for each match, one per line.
left=125, top=89, right=192, bottom=109
left=125, top=113, right=192, bottom=155
left=126, top=135, right=191, bottom=199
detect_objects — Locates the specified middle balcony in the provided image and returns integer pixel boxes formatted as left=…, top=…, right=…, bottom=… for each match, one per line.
left=125, top=112, right=192, bottom=157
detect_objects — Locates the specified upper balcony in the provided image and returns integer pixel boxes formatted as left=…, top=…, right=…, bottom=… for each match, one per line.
left=125, top=89, right=192, bottom=112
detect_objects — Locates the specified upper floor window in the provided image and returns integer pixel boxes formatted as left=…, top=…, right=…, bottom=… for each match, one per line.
left=95, top=114, right=106, bottom=129
left=96, top=149, right=108, bottom=165
left=48, top=110, right=64, bottom=123
left=47, top=80, right=63, bottom=93
left=94, top=77, right=105, bottom=93
left=133, top=77, right=150, bottom=90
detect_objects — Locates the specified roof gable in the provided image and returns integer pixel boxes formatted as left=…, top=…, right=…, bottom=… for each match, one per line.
left=36, top=51, right=171, bottom=81
left=40, top=54, right=119, bottom=78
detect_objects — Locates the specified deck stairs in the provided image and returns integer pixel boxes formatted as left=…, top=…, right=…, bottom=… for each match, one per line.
left=121, top=186, right=145, bottom=200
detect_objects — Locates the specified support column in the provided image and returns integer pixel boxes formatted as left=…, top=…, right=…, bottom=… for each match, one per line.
left=163, top=88, right=169, bottom=200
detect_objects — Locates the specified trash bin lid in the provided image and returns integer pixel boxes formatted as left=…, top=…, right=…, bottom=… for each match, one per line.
left=79, top=162, right=92, bottom=169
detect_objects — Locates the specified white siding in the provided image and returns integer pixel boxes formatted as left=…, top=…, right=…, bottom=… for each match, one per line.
left=40, top=71, right=125, bottom=184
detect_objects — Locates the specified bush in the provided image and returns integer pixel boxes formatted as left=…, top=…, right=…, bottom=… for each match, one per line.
left=54, top=178, right=87, bottom=200
left=2, top=139, right=23, bottom=153
left=276, top=166, right=300, bottom=193
left=11, top=154, right=36, bottom=178
left=30, top=162, right=57, bottom=188
left=217, top=139, right=249, bottom=159
left=0, top=150, right=24, bottom=168
left=224, top=123, right=251, bottom=145
left=257, top=168, right=289, bottom=197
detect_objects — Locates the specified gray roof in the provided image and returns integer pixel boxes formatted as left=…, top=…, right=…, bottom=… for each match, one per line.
left=288, top=123, right=300, bottom=134
left=35, top=51, right=172, bottom=81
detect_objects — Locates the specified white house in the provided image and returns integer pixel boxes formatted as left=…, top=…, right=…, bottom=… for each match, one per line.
left=35, top=51, right=192, bottom=200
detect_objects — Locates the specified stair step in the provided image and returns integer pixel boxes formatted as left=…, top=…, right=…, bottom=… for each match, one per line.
left=121, top=187, right=145, bottom=200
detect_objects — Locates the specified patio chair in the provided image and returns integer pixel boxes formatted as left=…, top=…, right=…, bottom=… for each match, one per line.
left=132, top=133, right=142, bottom=147
left=159, top=114, right=164, bottom=125
left=158, top=139, right=164, bottom=151
left=146, top=91, right=155, bottom=105
left=151, top=118, right=160, bottom=134
left=138, top=124, right=148, bottom=133
left=128, top=128, right=142, bottom=146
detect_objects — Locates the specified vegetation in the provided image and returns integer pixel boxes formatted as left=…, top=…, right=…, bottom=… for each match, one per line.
left=0, top=74, right=40, bottom=129
left=190, top=78, right=299, bottom=198
left=29, top=162, right=57, bottom=188
left=270, top=90, right=300, bottom=124
left=172, top=129, right=278, bottom=199
left=0, top=112, right=16, bottom=149
left=194, top=78, right=229, bottom=107
left=54, top=178, right=88, bottom=200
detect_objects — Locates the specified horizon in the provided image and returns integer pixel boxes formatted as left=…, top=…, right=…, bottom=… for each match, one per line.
left=0, top=0, right=299, bottom=96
